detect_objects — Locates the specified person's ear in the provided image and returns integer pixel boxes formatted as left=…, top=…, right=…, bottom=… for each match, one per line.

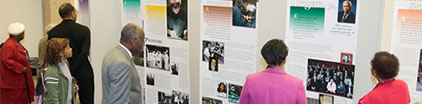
left=281, top=57, right=288, bottom=64
left=130, top=38, right=137, bottom=47
left=370, top=68, right=376, bottom=77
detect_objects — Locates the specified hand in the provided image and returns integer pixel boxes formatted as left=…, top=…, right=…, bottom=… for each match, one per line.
left=169, top=30, right=177, bottom=38
left=22, top=67, right=27, bottom=73
left=72, top=77, right=79, bottom=92
left=74, top=83, right=79, bottom=92
left=183, top=30, right=188, bottom=40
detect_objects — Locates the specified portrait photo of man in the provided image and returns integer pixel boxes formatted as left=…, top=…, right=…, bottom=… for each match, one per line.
left=338, top=0, right=357, bottom=24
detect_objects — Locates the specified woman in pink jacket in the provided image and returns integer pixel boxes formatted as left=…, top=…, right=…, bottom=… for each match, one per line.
left=239, top=39, right=307, bottom=104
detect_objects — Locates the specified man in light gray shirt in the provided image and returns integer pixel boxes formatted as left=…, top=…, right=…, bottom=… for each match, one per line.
left=102, top=23, right=145, bottom=104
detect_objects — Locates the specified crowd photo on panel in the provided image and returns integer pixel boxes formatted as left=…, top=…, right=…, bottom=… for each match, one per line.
left=306, top=59, right=355, bottom=98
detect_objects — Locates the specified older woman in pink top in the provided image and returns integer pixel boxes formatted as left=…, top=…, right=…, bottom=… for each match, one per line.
left=239, top=39, right=307, bottom=104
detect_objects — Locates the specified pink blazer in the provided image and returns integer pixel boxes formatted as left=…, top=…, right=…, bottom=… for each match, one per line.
left=239, top=67, right=307, bottom=104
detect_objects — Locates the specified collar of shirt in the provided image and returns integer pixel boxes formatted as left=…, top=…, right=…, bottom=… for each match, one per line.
left=172, top=7, right=181, bottom=14
left=119, top=43, right=132, bottom=58
left=58, top=60, right=67, bottom=66
left=344, top=11, right=352, bottom=16
left=263, top=67, right=287, bottom=74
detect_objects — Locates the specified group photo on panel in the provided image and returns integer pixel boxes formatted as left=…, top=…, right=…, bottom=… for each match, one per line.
left=1, top=0, right=422, bottom=104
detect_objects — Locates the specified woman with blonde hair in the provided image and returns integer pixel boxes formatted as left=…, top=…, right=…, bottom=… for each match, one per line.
left=43, top=38, right=78, bottom=104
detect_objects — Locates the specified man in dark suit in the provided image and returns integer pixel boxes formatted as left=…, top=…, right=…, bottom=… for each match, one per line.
left=48, top=3, right=94, bottom=104
left=338, top=1, right=355, bottom=23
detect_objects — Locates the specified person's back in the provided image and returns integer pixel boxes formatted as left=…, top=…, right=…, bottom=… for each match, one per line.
left=102, top=23, right=144, bottom=104
left=240, top=39, right=306, bottom=104
left=240, top=67, right=306, bottom=104
left=48, top=20, right=91, bottom=76
left=48, top=3, right=94, bottom=104
left=101, top=46, right=134, bottom=104
left=359, top=52, right=410, bottom=104
left=358, top=79, right=409, bottom=104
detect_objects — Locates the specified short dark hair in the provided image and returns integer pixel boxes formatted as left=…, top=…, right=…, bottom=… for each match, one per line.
left=261, top=39, right=289, bottom=67
left=59, top=3, right=75, bottom=18
left=121, top=23, right=144, bottom=42
left=371, top=51, right=399, bottom=80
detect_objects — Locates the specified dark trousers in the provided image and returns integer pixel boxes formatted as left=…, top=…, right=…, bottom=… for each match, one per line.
left=77, top=77, right=94, bottom=104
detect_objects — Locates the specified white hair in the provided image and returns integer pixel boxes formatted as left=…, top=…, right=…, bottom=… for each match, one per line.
left=343, top=1, right=353, bottom=8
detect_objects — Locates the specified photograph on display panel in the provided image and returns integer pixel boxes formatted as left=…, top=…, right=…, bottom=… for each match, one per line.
left=172, top=90, right=189, bottom=104
left=167, top=0, right=188, bottom=40
left=146, top=45, right=170, bottom=71
left=209, top=57, right=219, bottom=72
left=417, top=49, right=422, bottom=91
left=232, top=0, right=257, bottom=28
left=202, top=97, right=222, bottom=104
left=158, top=91, right=173, bottom=104
left=202, top=40, right=224, bottom=64
left=306, top=59, right=355, bottom=99
left=146, top=73, right=155, bottom=86
left=216, top=82, right=227, bottom=98
left=337, top=0, right=357, bottom=24
left=158, top=90, right=189, bottom=104
left=171, top=62, right=179, bottom=75
left=228, top=84, right=242, bottom=103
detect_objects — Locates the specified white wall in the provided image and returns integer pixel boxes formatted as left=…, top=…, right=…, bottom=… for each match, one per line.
left=0, top=0, right=43, bottom=57
left=89, top=0, right=122, bottom=103
left=380, top=0, right=394, bottom=51
left=255, top=0, right=287, bottom=72
left=353, top=0, right=386, bottom=103
left=189, top=0, right=201, bottom=103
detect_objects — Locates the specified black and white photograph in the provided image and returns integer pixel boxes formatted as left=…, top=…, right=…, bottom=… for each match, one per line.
left=202, top=40, right=224, bottom=64
left=417, top=49, right=422, bottom=91
left=228, top=84, right=242, bottom=103
left=216, top=82, right=227, bottom=98
left=232, top=0, right=257, bottom=28
left=158, top=91, right=173, bottom=104
left=147, top=73, right=155, bottom=86
left=306, top=59, right=355, bottom=99
left=171, top=62, right=179, bottom=75
left=202, top=97, right=222, bottom=104
left=167, top=0, right=188, bottom=40
left=172, top=90, right=189, bottom=104
left=146, top=45, right=170, bottom=71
